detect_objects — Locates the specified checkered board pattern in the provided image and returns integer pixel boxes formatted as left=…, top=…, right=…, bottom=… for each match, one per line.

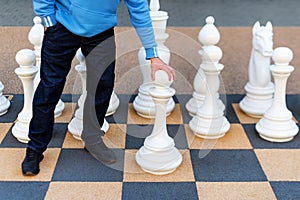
left=0, top=94, right=299, bottom=200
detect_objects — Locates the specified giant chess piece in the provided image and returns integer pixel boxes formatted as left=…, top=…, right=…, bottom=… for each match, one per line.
left=0, top=82, right=10, bottom=116
left=28, top=16, right=65, bottom=118
left=12, top=49, right=38, bottom=143
left=256, top=47, right=299, bottom=142
left=68, top=49, right=109, bottom=140
left=136, top=70, right=182, bottom=175
left=189, top=46, right=230, bottom=139
left=106, top=90, right=120, bottom=116
left=133, top=0, right=175, bottom=118
left=239, top=21, right=274, bottom=118
left=186, top=16, right=225, bottom=116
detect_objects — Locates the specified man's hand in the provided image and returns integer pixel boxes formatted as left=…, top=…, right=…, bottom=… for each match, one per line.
left=150, top=57, right=176, bottom=81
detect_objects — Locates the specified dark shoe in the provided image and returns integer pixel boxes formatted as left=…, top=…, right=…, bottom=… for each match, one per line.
left=84, top=141, right=116, bottom=164
left=22, top=148, right=44, bottom=176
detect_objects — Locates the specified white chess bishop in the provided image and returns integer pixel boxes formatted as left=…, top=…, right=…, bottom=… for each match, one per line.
left=136, top=70, right=182, bottom=175
left=239, top=21, right=274, bottom=118
left=0, top=82, right=10, bottom=116
left=189, top=45, right=230, bottom=139
left=256, top=47, right=299, bottom=142
left=133, top=0, right=175, bottom=118
left=186, top=16, right=225, bottom=116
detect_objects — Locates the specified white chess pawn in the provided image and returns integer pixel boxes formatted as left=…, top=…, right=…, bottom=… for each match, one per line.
left=68, top=49, right=109, bottom=140
left=239, top=21, right=274, bottom=118
left=12, top=49, right=38, bottom=143
left=0, top=82, right=10, bottom=116
left=28, top=16, right=44, bottom=87
left=256, top=47, right=299, bottom=142
left=186, top=16, right=225, bottom=116
left=136, top=70, right=182, bottom=175
left=28, top=16, right=65, bottom=118
left=133, top=0, right=175, bottom=118
left=189, top=46, right=230, bottom=139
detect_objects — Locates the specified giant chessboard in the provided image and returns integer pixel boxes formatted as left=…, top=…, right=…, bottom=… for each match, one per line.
left=0, top=94, right=299, bottom=200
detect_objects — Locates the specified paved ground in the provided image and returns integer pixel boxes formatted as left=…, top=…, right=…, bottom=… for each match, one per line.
left=0, top=94, right=299, bottom=199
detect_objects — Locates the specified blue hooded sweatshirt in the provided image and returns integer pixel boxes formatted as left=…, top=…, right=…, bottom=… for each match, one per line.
left=33, top=0, right=158, bottom=59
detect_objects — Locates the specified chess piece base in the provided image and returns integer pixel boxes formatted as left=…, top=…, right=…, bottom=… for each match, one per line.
left=0, top=97, right=10, bottom=116
left=136, top=146, right=182, bottom=175
left=186, top=96, right=225, bottom=117
left=256, top=118, right=299, bottom=143
left=185, top=92, right=205, bottom=117
left=12, top=121, right=30, bottom=143
left=68, top=118, right=110, bottom=140
left=239, top=82, right=274, bottom=118
left=189, top=115, right=230, bottom=139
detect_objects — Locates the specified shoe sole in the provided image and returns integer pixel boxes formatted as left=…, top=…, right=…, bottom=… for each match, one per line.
left=83, top=147, right=116, bottom=165
left=22, top=155, right=44, bottom=176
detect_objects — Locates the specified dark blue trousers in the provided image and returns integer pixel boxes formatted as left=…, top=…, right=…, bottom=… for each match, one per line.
left=28, top=22, right=116, bottom=153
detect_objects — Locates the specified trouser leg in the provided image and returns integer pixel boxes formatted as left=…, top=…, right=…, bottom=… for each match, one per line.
left=28, top=22, right=81, bottom=153
left=80, top=28, right=116, bottom=144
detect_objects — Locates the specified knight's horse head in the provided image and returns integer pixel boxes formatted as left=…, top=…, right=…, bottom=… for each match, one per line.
left=252, top=21, right=273, bottom=57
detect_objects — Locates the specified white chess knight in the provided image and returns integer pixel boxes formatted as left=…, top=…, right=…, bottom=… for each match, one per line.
left=12, top=49, right=38, bottom=143
left=256, top=47, right=299, bottom=142
left=28, top=16, right=65, bottom=118
left=133, top=0, right=175, bottom=118
left=136, top=70, right=182, bottom=175
left=189, top=46, right=230, bottom=139
left=0, top=82, right=10, bottom=116
left=68, top=49, right=114, bottom=139
left=239, top=21, right=274, bottom=118
left=186, top=16, right=225, bottom=116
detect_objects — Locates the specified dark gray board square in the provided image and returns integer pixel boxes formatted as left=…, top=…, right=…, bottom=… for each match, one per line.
left=190, top=149, right=267, bottom=182
left=52, top=149, right=124, bottom=182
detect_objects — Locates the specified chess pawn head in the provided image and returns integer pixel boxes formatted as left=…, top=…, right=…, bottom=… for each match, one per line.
left=153, top=70, right=173, bottom=88
left=15, top=49, right=36, bottom=69
left=252, top=21, right=273, bottom=57
left=198, top=16, right=220, bottom=46
left=272, top=47, right=293, bottom=66
left=28, top=16, right=44, bottom=47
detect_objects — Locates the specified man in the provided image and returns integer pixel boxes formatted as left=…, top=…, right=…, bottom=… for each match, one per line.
left=22, top=0, right=176, bottom=176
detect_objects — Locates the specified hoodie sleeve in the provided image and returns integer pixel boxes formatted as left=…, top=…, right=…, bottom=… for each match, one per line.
left=124, top=0, right=159, bottom=59
left=32, top=0, right=57, bottom=27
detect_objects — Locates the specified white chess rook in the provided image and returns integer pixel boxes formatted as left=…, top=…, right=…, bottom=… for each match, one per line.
left=12, top=49, right=38, bottom=143
left=186, top=16, right=225, bottom=116
left=189, top=46, right=230, bottom=139
left=256, top=47, right=299, bottom=142
left=0, top=82, right=10, bottom=116
left=240, top=21, right=274, bottom=118
left=68, top=49, right=110, bottom=140
left=133, top=0, right=175, bottom=118
left=136, top=70, right=182, bottom=175
left=28, top=16, right=65, bottom=118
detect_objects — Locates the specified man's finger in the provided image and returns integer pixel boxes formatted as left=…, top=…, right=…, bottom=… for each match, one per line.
left=171, top=68, right=176, bottom=80
left=164, top=67, right=172, bottom=81
left=151, top=68, right=155, bottom=81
